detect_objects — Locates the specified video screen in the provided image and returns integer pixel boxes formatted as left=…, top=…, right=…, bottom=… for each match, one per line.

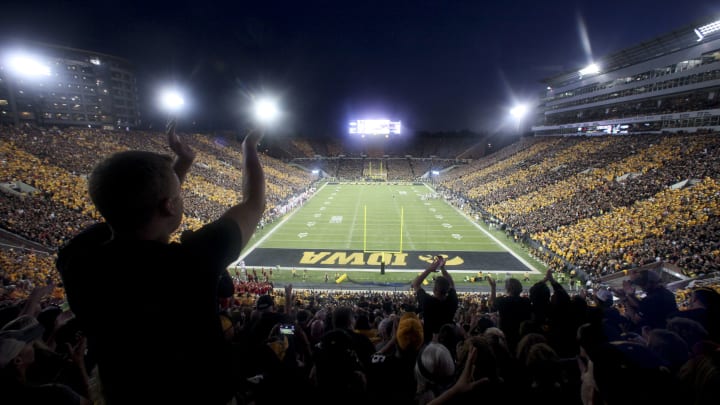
left=349, top=119, right=402, bottom=135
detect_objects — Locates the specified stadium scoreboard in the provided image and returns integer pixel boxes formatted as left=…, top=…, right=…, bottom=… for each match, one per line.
left=349, top=119, right=402, bottom=136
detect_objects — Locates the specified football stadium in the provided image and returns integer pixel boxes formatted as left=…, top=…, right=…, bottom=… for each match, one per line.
left=0, top=5, right=719, bottom=405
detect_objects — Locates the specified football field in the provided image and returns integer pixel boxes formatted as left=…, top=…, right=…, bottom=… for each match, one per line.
left=237, top=183, right=540, bottom=277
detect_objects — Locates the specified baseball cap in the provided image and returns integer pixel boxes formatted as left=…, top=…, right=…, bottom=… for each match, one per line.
left=1, top=315, right=45, bottom=341
left=595, top=289, right=613, bottom=304
left=0, top=325, right=41, bottom=368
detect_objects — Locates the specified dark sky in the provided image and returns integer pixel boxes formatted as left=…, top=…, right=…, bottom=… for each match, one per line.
left=1, top=0, right=718, bottom=136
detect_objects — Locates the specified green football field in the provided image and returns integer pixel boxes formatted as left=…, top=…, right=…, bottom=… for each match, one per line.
left=235, top=182, right=544, bottom=288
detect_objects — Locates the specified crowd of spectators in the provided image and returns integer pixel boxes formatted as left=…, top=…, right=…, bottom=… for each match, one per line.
left=1, top=124, right=720, bottom=403
left=0, top=123, right=313, bottom=246
left=2, top=126, right=719, bottom=289
left=439, top=132, right=720, bottom=277
left=1, top=267, right=718, bottom=404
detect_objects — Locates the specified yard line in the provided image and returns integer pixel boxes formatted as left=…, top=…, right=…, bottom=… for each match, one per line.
left=234, top=183, right=328, bottom=265
left=346, top=186, right=362, bottom=249
left=399, top=186, right=417, bottom=250
left=422, top=184, right=541, bottom=273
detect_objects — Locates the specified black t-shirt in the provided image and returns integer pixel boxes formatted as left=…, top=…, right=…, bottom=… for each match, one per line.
left=369, top=350, right=418, bottom=405
left=57, top=218, right=242, bottom=404
left=3, top=381, right=84, bottom=405
left=637, top=286, right=678, bottom=329
left=417, top=288, right=459, bottom=343
left=493, top=295, right=532, bottom=349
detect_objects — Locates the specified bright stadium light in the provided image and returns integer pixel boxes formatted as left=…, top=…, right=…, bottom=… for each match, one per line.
left=695, top=20, right=720, bottom=41
left=510, top=104, right=528, bottom=119
left=254, top=98, right=279, bottom=124
left=3, top=52, right=52, bottom=126
left=159, top=89, right=185, bottom=113
left=579, top=63, right=600, bottom=76
left=6, top=54, right=51, bottom=77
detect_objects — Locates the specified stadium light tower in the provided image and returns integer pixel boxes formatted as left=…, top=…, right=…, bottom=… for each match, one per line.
left=510, top=104, right=528, bottom=120
left=579, top=63, right=600, bottom=77
left=157, top=88, right=186, bottom=131
left=7, top=54, right=52, bottom=78
left=3, top=52, right=52, bottom=126
left=159, top=89, right=185, bottom=114
left=510, top=103, right=529, bottom=135
left=253, top=97, right=280, bottom=125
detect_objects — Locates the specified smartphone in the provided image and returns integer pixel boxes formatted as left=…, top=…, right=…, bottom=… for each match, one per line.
left=279, top=323, right=295, bottom=335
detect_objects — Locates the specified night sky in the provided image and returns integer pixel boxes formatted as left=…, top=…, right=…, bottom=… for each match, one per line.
left=1, top=1, right=718, bottom=136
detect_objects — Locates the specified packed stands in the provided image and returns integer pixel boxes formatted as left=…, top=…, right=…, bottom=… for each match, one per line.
left=2, top=124, right=720, bottom=404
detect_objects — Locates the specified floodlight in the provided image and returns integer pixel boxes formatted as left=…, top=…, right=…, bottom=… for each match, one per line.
left=510, top=104, right=528, bottom=119
left=159, top=89, right=185, bottom=113
left=254, top=98, right=279, bottom=124
left=431, top=170, right=440, bottom=176
left=311, top=169, right=319, bottom=175
left=695, top=20, right=720, bottom=41
left=579, top=63, right=600, bottom=76
left=6, top=54, right=51, bottom=77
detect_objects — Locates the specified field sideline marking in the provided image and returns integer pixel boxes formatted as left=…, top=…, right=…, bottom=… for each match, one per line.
left=423, top=184, right=541, bottom=273
left=233, top=182, right=330, bottom=265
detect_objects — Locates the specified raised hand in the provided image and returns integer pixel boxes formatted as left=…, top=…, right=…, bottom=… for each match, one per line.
left=167, top=118, right=196, bottom=163
left=487, top=275, right=496, bottom=289
left=429, top=255, right=444, bottom=272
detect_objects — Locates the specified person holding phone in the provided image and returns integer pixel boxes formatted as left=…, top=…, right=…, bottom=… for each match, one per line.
left=412, top=255, right=458, bottom=344
left=57, top=121, right=266, bottom=405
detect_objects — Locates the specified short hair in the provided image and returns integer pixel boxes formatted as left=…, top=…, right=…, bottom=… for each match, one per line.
left=647, top=329, right=689, bottom=371
left=692, top=287, right=720, bottom=309
left=89, top=151, right=176, bottom=231
left=296, top=309, right=312, bottom=325
left=526, top=343, right=560, bottom=379
left=505, top=278, right=523, bottom=296
left=516, top=332, right=548, bottom=364
left=434, top=276, right=450, bottom=297
left=631, top=269, right=660, bottom=288
left=332, top=306, right=355, bottom=330
left=462, top=335, right=499, bottom=381
left=529, top=281, right=550, bottom=305
left=666, top=317, right=708, bottom=348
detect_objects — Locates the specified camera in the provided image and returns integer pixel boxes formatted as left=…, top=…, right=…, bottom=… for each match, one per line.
left=279, top=323, right=295, bottom=335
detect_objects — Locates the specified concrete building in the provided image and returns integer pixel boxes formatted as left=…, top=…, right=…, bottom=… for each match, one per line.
left=0, top=41, right=139, bottom=128
left=533, top=18, right=720, bottom=136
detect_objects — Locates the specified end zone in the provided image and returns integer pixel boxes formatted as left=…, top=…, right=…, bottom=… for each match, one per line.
left=241, top=248, right=533, bottom=272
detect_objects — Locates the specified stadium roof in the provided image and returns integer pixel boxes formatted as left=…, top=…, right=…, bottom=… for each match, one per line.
left=545, top=17, right=715, bottom=87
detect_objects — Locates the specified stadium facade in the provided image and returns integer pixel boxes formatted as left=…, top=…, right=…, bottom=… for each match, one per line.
left=532, top=18, right=720, bottom=136
left=0, top=41, right=139, bottom=128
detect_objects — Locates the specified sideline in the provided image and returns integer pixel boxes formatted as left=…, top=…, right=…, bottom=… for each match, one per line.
left=423, top=183, right=541, bottom=273
left=232, top=182, right=329, bottom=266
